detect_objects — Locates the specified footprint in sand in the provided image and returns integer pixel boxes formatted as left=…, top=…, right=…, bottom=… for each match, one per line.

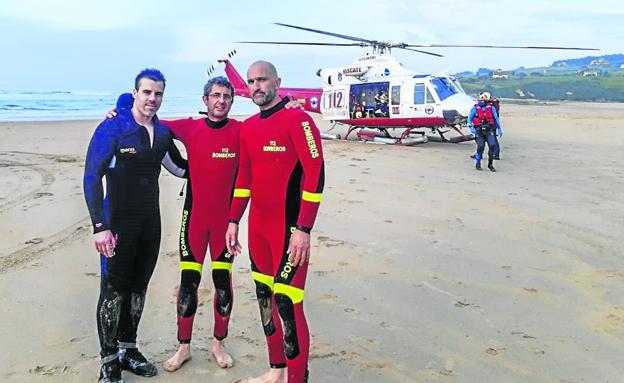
left=316, top=236, right=345, bottom=247
left=29, top=365, right=72, bottom=376
left=84, top=272, right=99, bottom=278
left=485, top=347, right=505, bottom=356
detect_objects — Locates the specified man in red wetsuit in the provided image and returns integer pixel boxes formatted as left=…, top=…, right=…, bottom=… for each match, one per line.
left=226, top=61, right=325, bottom=383
left=161, top=76, right=240, bottom=371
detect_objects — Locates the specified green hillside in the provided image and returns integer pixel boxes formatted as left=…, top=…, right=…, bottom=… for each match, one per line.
left=456, top=55, right=624, bottom=101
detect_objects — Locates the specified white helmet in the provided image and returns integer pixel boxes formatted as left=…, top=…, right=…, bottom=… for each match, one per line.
left=479, top=91, right=491, bottom=101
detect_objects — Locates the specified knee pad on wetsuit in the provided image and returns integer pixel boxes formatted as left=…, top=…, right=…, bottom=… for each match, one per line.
left=275, top=293, right=300, bottom=359
left=212, top=269, right=232, bottom=316
left=177, top=270, right=200, bottom=318
left=254, top=281, right=276, bottom=336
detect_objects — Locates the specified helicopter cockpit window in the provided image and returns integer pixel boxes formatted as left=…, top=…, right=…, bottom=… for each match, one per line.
left=391, top=86, right=400, bottom=105
left=413, top=84, right=425, bottom=104
left=448, top=77, right=466, bottom=94
left=431, top=77, right=457, bottom=101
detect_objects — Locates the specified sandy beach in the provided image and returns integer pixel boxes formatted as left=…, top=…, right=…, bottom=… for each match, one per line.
left=1, top=102, right=623, bottom=383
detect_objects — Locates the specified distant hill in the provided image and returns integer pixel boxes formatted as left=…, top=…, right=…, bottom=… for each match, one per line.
left=552, top=54, right=624, bottom=69
left=455, top=54, right=624, bottom=101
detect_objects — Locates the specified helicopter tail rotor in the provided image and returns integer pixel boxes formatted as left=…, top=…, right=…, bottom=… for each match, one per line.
left=206, top=49, right=238, bottom=77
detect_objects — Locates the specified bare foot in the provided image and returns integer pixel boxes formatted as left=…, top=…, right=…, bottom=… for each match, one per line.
left=163, top=343, right=192, bottom=372
left=234, top=368, right=287, bottom=383
left=212, top=339, right=234, bottom=368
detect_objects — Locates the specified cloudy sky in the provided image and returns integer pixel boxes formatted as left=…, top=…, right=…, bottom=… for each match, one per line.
left=0, top=0, right=621, bottom=93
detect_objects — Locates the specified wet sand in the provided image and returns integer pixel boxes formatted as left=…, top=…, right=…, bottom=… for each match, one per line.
left=1, top=102, right=623, bottom=382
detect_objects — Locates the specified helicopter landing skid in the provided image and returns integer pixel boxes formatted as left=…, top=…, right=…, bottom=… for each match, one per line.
left=426, top=126, right=474, bottom=143
left=347, top=126, right=428, bottom=146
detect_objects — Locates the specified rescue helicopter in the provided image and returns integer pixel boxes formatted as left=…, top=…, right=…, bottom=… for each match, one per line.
left=207, top=23, right=598, bottom=145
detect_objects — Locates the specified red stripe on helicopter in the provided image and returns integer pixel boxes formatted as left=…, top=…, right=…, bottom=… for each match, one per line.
left=339, top=117, right=446, bottom=127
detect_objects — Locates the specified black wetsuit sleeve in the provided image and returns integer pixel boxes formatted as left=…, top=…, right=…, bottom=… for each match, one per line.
left=161, top=138, right=188, bottom=178
left=83, top=120, right=117, bottom=234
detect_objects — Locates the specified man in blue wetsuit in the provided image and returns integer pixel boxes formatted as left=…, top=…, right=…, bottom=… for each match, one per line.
left=84, top=68, right=187, bottom=383
left=468, top=92, right=502, bottom=172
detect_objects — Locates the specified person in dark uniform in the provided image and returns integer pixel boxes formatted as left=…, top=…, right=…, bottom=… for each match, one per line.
left=84, top=68, right=187, bottom=383
left=468, top=92, right=502, bottom=171
left=470, top=92, right=502, bottom=160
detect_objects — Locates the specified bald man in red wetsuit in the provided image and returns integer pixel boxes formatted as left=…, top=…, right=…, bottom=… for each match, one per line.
left=226, top=61, right=325, bottom=383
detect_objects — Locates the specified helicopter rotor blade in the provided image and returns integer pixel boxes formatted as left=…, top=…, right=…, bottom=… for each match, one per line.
left=403, top=43, right=599, bottom=51
left=237, top=41, right=369, bottom=47
left=274, top=22, right=376, bottom=44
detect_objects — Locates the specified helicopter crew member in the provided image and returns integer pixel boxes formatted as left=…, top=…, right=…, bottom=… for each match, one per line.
left=226, top=60, right=325, bottom=383
left=468, top=92, right=502, bottom=171
left=374, top=90, right=389, bottom=117
left=487, top=93, right=501, bottom=160
left=470, top=92, right=502, bottom=160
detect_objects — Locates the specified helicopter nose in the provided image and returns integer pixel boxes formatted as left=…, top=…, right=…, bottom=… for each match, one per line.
left=443, top=93, right=473, bottom=119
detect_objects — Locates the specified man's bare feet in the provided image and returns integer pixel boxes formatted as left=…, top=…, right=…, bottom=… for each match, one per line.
left=163, top=343, right=192, bottom=372
left=234, top=367, right=287, bottom=383
left=212, top=339, right=234, bottom=368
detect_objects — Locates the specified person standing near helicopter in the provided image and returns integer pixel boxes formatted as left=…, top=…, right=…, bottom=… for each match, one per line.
left=471, top=92, right=502, bottom=160
left=468, top=92, right=502, bottom=171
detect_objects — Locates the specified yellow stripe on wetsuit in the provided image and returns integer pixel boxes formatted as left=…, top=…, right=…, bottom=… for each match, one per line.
left=233, top=188, right=250, bottom=198
left=212, top=261, right=233, bottom=272
left=180, top=261, right=203, bottom=273
left=302, top=190, right=322, bottom=203
left=274, top=283, right=305, bottom=304
left=252, top=272, right=274, bottom=290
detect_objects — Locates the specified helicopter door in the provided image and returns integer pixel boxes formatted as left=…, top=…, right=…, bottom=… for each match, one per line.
left=403, top=82, right=436, bottom=118
left=320, top=86, right=349, bottom=121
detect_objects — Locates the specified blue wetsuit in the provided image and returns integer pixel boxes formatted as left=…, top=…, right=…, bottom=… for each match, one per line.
left=84, top=110, right=186, bottom=360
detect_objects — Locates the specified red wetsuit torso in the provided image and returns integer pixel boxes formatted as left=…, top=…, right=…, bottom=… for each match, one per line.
left=230, top=106, right=324, bottom=231
left=166, top=117, right=240, bottom=226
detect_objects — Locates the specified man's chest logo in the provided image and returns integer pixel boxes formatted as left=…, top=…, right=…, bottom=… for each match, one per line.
left=263, top=140, right=286, bottom=152
left=212, top=147, right=236, bottom=159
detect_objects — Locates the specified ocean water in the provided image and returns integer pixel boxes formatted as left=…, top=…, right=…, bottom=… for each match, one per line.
left=0, top=90, right=259, bottom=122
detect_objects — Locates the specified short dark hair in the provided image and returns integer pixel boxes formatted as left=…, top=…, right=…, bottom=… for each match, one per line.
left=135, top=68, right=166, bottom=90
left=203, top=76, right=234, bottom=99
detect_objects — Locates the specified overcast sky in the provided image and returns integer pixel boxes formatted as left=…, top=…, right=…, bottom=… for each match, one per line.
left=0, top=0, right=621, bottom=93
